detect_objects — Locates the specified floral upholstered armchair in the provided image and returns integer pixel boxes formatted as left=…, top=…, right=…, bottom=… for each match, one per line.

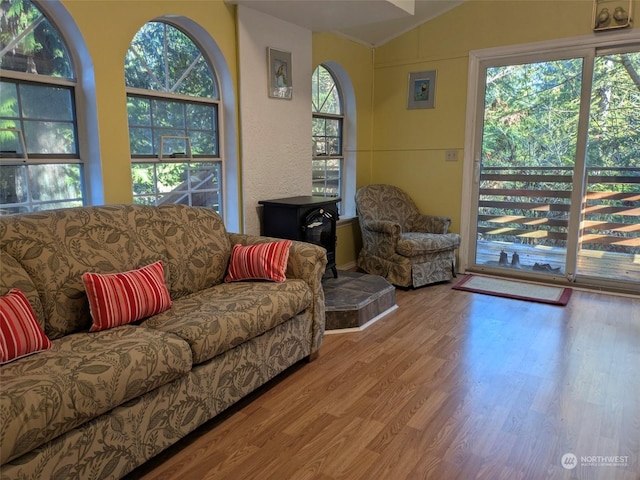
left=355, top=184, right=461, bottom=288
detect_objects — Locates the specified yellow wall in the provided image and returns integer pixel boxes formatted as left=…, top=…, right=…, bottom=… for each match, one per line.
left=61, top=0, right=238, bottom=205
left=372, top=0, right=640, bottom=236
left=312, top=32, right=373, bottom=266
left=58, top=0, right=640, bottom=267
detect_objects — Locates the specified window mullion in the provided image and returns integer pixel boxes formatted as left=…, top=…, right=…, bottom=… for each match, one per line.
left=130, top=46, right=165, bottom=91
left=170, top=54, right=201, bottom=93
left=0, top=15, right=45, bottom=58
left=565, top=50, right=596, bottom=282
left=0, top=70, right=75, bottom=87
left=127, top=88, right=218, bottom=105
left=163, top=24, right=170, bottom=92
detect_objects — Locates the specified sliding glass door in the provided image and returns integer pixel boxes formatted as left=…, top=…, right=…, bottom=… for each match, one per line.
left=579, top=50, right=640, bottom=283
left=468, top=44, right=640, bottom=292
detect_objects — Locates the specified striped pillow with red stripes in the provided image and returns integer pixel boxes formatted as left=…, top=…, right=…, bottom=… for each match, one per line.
left=224, top=240, right=292, bottom=283
left=0, top=289, right=52, bottom=364
left=82, top=261, right=172, bottom=332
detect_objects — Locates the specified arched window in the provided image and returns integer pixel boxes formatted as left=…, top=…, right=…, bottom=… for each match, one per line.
left=0, top=0, right=82, bottom=214
left=312, top=65, right=343, bottom=206
left=125, top=21, right=223, bottom=214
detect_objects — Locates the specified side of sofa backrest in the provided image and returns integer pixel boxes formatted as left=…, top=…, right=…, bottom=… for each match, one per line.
left=0, top=205, right=168, bottom=339
left=158, top=204, right=231, bottom=299
left=0, top=249, right=46, bottom=330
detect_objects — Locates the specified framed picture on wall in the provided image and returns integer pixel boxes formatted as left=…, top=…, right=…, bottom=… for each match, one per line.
left=593, top=0, right=632, bottom=31
left=267, top=47, right=293, bottom=99
left=407, top=70, right=436, bottom=109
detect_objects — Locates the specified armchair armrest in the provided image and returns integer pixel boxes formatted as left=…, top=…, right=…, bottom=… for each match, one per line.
left=409, top=214, right=451, bottom=234
left=228, top=233, right=327, bottom=353
left=359, top=219, right=402, bottom=258
left=362, top=219, right=401, bottom=237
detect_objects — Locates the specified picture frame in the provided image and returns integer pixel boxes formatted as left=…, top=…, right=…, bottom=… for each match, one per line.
left=593, top=0, right=632, bottom=31
left=267, top=47, right=293, bottom=99
left=407, top=70, right=436, bottom=109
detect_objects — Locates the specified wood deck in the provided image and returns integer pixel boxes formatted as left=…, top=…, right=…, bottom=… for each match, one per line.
left=474, top=240, right=640, bottom=284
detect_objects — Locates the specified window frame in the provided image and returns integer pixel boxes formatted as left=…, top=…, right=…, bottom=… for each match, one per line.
left=0, top=0, right=90, bottom=214
left=125, top=20, right=224, bottom=214
left=312, top=64, right=345, bottom=205
left=1, top=73, right=80, bottom=162
left=126, top=89, right=220, bottom=160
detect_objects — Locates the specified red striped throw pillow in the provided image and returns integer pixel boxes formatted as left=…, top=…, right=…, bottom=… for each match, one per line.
left=0, top=289, right=52, bottom=364
left=224, top=240, right=292, bottom=283
left=82, top=261, right=172, bottom=332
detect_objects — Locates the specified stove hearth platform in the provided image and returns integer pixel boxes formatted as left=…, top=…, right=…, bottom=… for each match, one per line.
left=322, top=270, right=397, bottom=332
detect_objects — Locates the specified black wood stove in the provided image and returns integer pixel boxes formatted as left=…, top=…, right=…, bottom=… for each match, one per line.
left=259, top=196, right=340, bottom=277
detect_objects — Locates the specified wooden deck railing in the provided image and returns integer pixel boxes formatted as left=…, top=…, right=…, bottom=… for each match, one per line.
left=478, top=166, right=640, bottom=251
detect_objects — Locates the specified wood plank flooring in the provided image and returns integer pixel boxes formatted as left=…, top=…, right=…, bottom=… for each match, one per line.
left=126, top=283, right=640, bottom=480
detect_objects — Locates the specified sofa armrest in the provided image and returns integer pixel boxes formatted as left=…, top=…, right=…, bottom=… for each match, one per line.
left=228, top=233, right=327, bottom=353
left=409, top=214, right=451, bottom=234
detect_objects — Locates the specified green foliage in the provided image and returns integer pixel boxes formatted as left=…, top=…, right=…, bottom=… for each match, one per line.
left=482, top=53, right=640, bottom=170
left=0, top=0, right=72, bottom=77
left=125, top=22, right=216, bottom=98
left=312, top=65, right=341, bottom=115
left=588, top=54, right=640, bottom=169
left=482, top=58, right=583, bottom=168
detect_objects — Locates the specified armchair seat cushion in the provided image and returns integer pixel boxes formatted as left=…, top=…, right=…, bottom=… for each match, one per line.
left=397, top=232, right=461, bottom=256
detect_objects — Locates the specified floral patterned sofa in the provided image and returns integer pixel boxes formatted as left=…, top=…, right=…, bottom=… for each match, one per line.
left=0, top=204, right=327, bottom=480
left=355, top=184, right=461, bottom=288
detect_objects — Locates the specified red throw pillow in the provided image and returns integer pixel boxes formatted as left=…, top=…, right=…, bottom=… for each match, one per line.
left=82, top=261, right=172, bottom=332
left=0, top=289, right=52, bottom=364
left=224, top=240, right=292, bottom=283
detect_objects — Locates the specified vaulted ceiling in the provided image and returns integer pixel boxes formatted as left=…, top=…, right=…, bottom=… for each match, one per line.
left=227, top=0, right=465, bottom=47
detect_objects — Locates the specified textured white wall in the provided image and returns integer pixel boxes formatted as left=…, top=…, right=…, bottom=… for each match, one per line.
left=237, top=6, right=312, bottom=235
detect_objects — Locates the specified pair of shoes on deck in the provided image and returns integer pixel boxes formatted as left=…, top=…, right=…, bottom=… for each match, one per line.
left=533, top=262, right=561, bottom=273
left=498, top=251, right=521, bottom=268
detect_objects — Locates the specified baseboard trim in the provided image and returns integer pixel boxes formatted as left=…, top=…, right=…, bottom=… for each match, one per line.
left=337, top=261, right=357, bottom=271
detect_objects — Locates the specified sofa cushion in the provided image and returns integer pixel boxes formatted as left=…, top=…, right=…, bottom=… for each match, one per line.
left=0, top=205, right=169, bottom=339
left=159, top=204, right=231, bottom=299
left=0, top=325, right=192, bottom=464
left=83, top=261, right=172, bottom=332
left=142, top=279, right=312, bottom=364
left=0, top=250, right=45, bottom=329
left=224, top=240, right=292, bottom=283
left=0, top=289, right=52, bottom=364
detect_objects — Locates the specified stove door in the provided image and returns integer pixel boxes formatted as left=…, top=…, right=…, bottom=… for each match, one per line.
left=303, top=208, right=335, bottom=247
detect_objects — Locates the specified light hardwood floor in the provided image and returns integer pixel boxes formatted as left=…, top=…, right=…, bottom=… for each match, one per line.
left=126, top=282, right=640, bottom=480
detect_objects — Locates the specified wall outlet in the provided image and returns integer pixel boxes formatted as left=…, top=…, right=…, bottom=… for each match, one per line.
left=445, top=149, right=459, bottom=162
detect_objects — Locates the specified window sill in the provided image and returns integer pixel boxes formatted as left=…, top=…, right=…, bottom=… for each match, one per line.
left=337, top=216, right=357, bottom=227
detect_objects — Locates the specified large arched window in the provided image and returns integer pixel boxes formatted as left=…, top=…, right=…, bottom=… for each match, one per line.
left=312, top=65, right=343, bottom=204
left=125, top=21, right=223, bottom=214
left=0, top=0, right=83, bottom=214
